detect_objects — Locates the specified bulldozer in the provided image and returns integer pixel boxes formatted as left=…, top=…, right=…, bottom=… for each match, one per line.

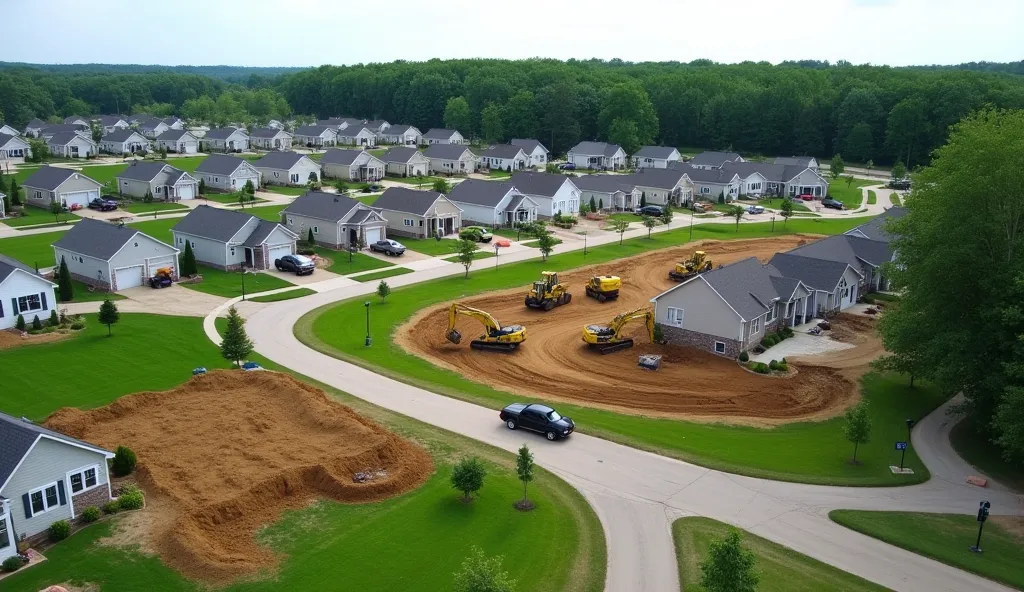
left=525, top=271, right=571, bottom=311
left=581, top=307, right=656, bottom=354
left=669, top=251, right=713, bottom=282
left=445, top=303, right=526, bottom=352
left=584, top=275, right=621, bottom=302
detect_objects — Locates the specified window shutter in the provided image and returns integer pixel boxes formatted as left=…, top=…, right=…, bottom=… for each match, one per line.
left=22, top=493, right=32, bottom=519
left=40, top=292, right=48, bottom=310
left=0, top=299, right=4, bottom=318
left=57, top=480, right=67, bottom=505
left=10, top=298, right=16, bottom=315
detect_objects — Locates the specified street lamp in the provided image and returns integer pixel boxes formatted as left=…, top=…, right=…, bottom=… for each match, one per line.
left=364, top=301, right=371, bottom=346
left=688, top=209, right=695, bottom=241
left=494, top=243, right=499, bottom=269
left=583, top=231, right=588, bottom=257
left=899, top=418, right=915, bottom=470
left=771, top=215, right=776, bottom=232
left=241, top=270, right=246, bottom=301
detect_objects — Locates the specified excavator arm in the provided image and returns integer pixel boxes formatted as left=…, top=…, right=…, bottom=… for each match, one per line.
left=447, top=303, right=503, bottom=343
left=610, top=308, right=656, bottom=342
left=583, top=307, right=655, bottom=354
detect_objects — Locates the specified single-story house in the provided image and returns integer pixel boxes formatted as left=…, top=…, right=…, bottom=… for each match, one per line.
left=63, top=115, right=90, bottom=127
left=632, top=146, right=681, bottom=169
left=510, top=139, right=549, bottom=168
left=845, top=207, right=906, bottom=243
left=0, top=123, right=21, bottom=137
left=0, top=411, right=114, bottom=560
left=0, top=255, right=57, bottom=330
left=38, top=125, right=89, bottom=142
left=98, top=129, right=151, bottom=155
left=774, top=156, right=819, bottom=170
left=22, top=166, right=103, bottom=210
left=23, top=119, right=47, bottom=138
left=372, top=187, right=462, bottom=239
left=154, top=129, right=200, bottom=154
left=364, top=120, right=390, bottom=134
left=573, top=174, right=641, bottom=212
left=249, top=127, right=293, bottom=151
left=424, top=144, right=477, bottom=175
left=138, top=118, right=170, bottom=139
left=162, top=117, right=184, bottom=130
left=508, top=171, right=581, bottom=218
left=336, top=126, right=377, bottom=147
left=252, top=151, right=321, bottom=186
left=95, top=115, right=130, bottom=135
left=320, top=149, right=385, bottom=181
left=675, top=164, right=741, bottom=201
left=447, top=179, right=538, bottom=227
left=567, top=142, right=626, bottom=170
left=171, top=205, right=297, bottom=271
left=282, top=191, right=388, bottom=249
left=46, top=133, right=97, bottom=159
left=786, top=233, right=895, bottom=292
left=767, top=253, right=863, bottom=316
left=194, top=154, right=262, bottom=192
left=382, top=146, right=430, bottom=177
left=380, top=125, right=422, bottom=146
left=0, top=133, right=32, bottom=164
left=202, top=127, right=249, bottom=152
left=294, top=125, right=338, bottom=147
left=53, top=218, right=180, bottom=290
left=688, top=151, right=744, bottom=170
left=318, top=117, right=364, bottom=131
left=722, top=161, right=829, bottom=198
left=624, top=168, right=693, bottom=207
left=115, top=162, right=198, bottom=201
left=423, top=128, right=465, bottom=145
left=479, top=145, right=529, bottom=172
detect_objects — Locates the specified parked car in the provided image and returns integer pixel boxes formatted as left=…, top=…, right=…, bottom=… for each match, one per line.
left=822, top=198, right=844, bottom=210
left=370, top=239, right=406, bottom=256
left=747, top=205, right=765, bottom=215
left=637, top=205, right=664, bottom=217
left=559, top=163, right=576, bottom=170
left=799, top=194, right=815, bottom=201
left=460, top=226, right=493, bottom=242
left=500, top=403, right=575, bottom=441
left=275, top=254, right=316, bottom=275
left=87, top=197, right=118, bottom=211
left=887, top=179, right=911, bottom=191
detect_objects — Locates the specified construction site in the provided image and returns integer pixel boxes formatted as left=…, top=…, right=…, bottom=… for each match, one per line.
left=44, top=371, right=432, bottom=584
left=399, top=236, right=880, bottom=425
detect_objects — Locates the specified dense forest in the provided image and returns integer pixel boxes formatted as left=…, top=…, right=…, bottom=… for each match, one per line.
left=0, top=62, right=305, bottom=82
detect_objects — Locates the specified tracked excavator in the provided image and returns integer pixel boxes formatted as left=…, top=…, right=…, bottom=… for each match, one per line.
left=445, top=303, right=526, bottom=352
left=525, top=271, right=571, bottom=310
left=581, top=307, right=656, bottom=354
left=669, top=250, right=713, bottom=281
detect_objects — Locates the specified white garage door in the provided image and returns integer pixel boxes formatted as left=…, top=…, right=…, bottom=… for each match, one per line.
left=147, top=255, right=176, bottom=276
left=365, top=227, right=382, bottom=245
left=62, top=190, right=98, bottom=209
left=177, top=184, right=195, bottom=200
left=114, top=265, right=144, bottom=290
left=267, top=244, right=293, bottom=266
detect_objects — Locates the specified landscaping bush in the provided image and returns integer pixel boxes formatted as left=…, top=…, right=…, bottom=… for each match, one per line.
left=14, top=314, right=25, bottom=332
left=48, top=519, right=71, bottom=542
left=769, top=359, right=780, bottom=371
left=738, top=351, right=749, bottom=363
left=297, top=248, right=316, bottom=256
left=102, top=501, right=121, bottom=515
left=1, top=556, right=22, bottom=572
left=778, top=362, right=789, bottom=372
left=782, top=326, right=794, bottom=338
left=48, top=309, right=59, bottom=327
left=112, top=445, right=137, bottom=476
left=80, top=506, right=101, bottom=523
left=31, top=315, right=42, bottom=331
left=751, top=362, right=770, bottom=374
left=652, top=323, right=664, bottom=343
left=70, top=321, right=86, bottom=330
left=118, top=484, right=145, bottom=511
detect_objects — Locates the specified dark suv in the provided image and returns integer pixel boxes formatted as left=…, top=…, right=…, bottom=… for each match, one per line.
left=274, top=254, right=316, bottom=275
left=821, top=198, right=844, bottom=210
left=637, top=205, right=664, bottom=217
left=88, top=197, right=118, bottom=211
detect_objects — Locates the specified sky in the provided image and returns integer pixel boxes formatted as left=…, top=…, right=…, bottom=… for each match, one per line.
left=5, top=0, right=1023, bottom=68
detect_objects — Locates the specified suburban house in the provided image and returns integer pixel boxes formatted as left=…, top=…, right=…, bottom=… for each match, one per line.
left=53, top=218, right=180, bottom=290
left=364, top=120, right=390, bottom=134
left=171, top=205, right=297, bottom=270
left=688, top=151, right=744, bottom=170
left=63, top=115, right=90, bottom=127
left=320, top=149, right=385, bottom=181
left=194, top=154, right=261, bottom=192
left=845, top=207, right=906, bottom=243
left=0, top=255, right=57, bottom=330
left=98, top=129, right=151, bottom=155
left=95, top=115, right=130, bottom=135
left=22, top=166, right=103, bottom=210
left=115, top=162, right=198, bottom=201
left=162, top=117, right=184, bottom=130
left=318, top=117, right=364, bottom=130
left=154, top=129, right=200, bottom=154
left=0, top=191, right=5, bottom=218
left=424, top=144, right=477, bottom=175
left=479, top=145, right=529, bottom=172
left=281, top=191, right=388, bottom=249
left=774, top=156, right=819, bottom=170
left=380, top=125, right=422, bottom=146
left=249, top=127, right=293, bottom=151
left=423, top=128, right=465, bottom=145
left=0, top=123, right=21, bottom=136
left=785, top=233, right=894, bottom=292
left=573, top=175, right=641, bottom=212
left=372, top=187, right=462, bottom=238
left=674, top=164, right=741, bottom=201
left=767, top=253, right=863, bottom=316
left=381, top=146, right=430, bottom=177
left=138, top=118, right=170, bottom=139
left=567, top=142, right=626, bottom=170
left=0, top=133, right=32, bottom=164
left=47, top=133, right=97, bottom=159
left=336, top=126, right=377, bottom=147
left=294, top=125, right=338, bottom=147
left=0, top=412, right=114, bottom=560
left=510, top=139, right=549, bottom=168
left=627, top=168, right=693, bottom=207
left=38, top=125, right=89, bottom=142
left=632, top=146, right=681, bottom=169
left=509, top=171, right=581, bottom=218
left=23, top=119, right=47, bottom=137
left=446, top=179, right=538, bottom=226
left=202, top=127, right=249, bottom=152
left=722, top=161, right=830, bottom=198
left=252, top=151, right=321, bottom=186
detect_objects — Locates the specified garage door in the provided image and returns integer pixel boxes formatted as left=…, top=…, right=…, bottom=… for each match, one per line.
left=147, top=256, right=176, bottom=276
left=365, top=227, right=382, bottom=245
left=177, top=184, right=195, bottom=200
left=114, top=265, right=144, bottom=290
left=267, top=244, right=293, bottom=267
left=62, top=190, right=98, bottom=209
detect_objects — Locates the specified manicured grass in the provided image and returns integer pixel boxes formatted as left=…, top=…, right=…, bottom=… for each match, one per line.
left=826, top=178, right=874, bottom=208
left=263, top=185, right=307, bottom=196
left=181, top=265, right=294, bottom=299
left=317, top=248, right=393, bottom=275
left=673, top=517, right=885, bottom=591
left=487, top=169, right=511, bottom=178
left=1, top=206, right=79, bottom=227
left=120, top=202, right=190, bottom=214
left=385, top=175, right=449, bottom=187
left=200, top=193, right=267, bottom=206
left=398, top=237, right=460, bottom=256
left=829, top=511, right=1024, bottom=590
left=762, top=198, right=811, bottom=212
left=80, top=163, right=129, bottom=184
left=949, top=419, right=1024, bottom=492
left=866, top=190, right=877, bottom=205
left=249, top=287, right=317, bottom=302
left=0, top=229, right=69, bottom=269
left=442, top=250, right=495, bottom=262
left=355, top=193, right=380, bottom=206
left=354, top=267, right=414, bottom=282
left=244, top=204, right=285, bottom=221
left=609, top=213, right=643, bottom=223
left=65, top=279, right=127, bottom=303
left=890, top=193, right=902, bottom=206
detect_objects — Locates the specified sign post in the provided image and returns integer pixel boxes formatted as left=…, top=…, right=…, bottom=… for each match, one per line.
left=970, top=501, right=991, bottom=553
left=895, top=441, right=908, bottom=469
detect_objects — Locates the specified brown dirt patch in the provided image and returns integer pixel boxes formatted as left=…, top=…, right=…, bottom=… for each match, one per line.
left=0, top=328, right=73, bottom=350
left=44, top=370, right=432, bottom=584
left=828, top=313, right=878, bottom=344
left=397, top=236, right=862, bottom=425
left=992, top=516, right=1024, bottom=542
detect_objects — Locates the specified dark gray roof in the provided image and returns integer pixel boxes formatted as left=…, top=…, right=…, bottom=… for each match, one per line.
left=155, top=129, right=192, bottom=141
left=769, top=275, right=802, bottom=300
left=349, top=210, right=377, bottom=224
left=0, top=133, right=22, bottom=148
left=96, top=115, right=126, bottom=126
left=698, top=257, right=779, bottom=321
left=23, top=166, right=100, bottom=191
left=161, top=117, right=182, bottom=125
left=846, top=208, right=907, bottom=243
left=509, top=171, right=572, bottom=197
left=384, top=124, right=416, bottom=135
left=624, top=168, right=687, bottom=190
left=424, top=128, right=461, bottom=140
left=424, top=144, right=474, bottom=159
left=172, top=205, right=255, bottom=242
left=337, top=126, right=371, bottom=138
left=767, top=253, right=855, bottom=292
left=365, top=119, right=389, bottom=129
left=572, top=174, right=635, bottom=194
left=138, top=117, right=166, bottom=129
left=675, top=164, right=738, bottom=184
left=242, top=220, right=283, bottom=247
left=195, top=153, right=248, bottom=175
left=447, top=179, right=516, bottom=207
left=283, top=191, right=362, bottom=222
left=634, top=146, right=679, bottom=160
left=117, top=162, right=181, bottom=182
left=774, top=156, right=816, bottom=167
left=295, top=125, right=335, bottom=137
left=102, top=128, right=146, bottom=143
left=570, top=141, right=623, bottom=157
left=47, top=132, right=88, bottom=146
left=64, top=115, right=88, bottom=124
left=372, top=187, right=444, bottom=216
left=510, top=139, right=547, bottom=154
left=722, top=161, right=812, bottom=183
left=26, top=118, right=46, bottom=129
left=689, top=151, right=742, bottom=167
left=319, top=148, right=365, bottom=166
left=253, top=151, right=311, bottom=169
left=382, top=146, right=423, bottom=163
left=42, top=124, right=88, bottom=134
left=249, top=127, right=287, bottom=138
left=0, top=255, right=38, bottom=283
left=503, top=194, right=535, bottom=213
left=204, top=127, right=245, bottom=140
left=53, top=218, right=153, bottom=260
left=787, top=234, right=893, bottom=269
left=0, top=411, right=112, bottom=488
left=479, top=144, right=527, bottom=160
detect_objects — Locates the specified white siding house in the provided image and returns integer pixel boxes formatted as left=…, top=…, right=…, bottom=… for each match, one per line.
left=380, top=125, right=422, bottom=146
left=171, top=205, right=297, bottom=270
left=0, top=256, right=57, bottom=330
left=98, top=129, right=151, bottom=155
left=202, top=128, right=249, bottom=152
left=508, top=171, right=581, bottom=218
left=194, top=154, right=262, bottom=192
left=0, top=134, right=31, bottom=165
left=510, top=139, right=549, bottom=168
left=424, top=144, right=477, bottom=175
left=154, top=129, right=200, bottom=154
left=567, top=142, right=626, bottom=170
left=479, top=145, right=529, bottom=171
left=252, top=151, right=321, bottom=186
left=46, top=133, right=97, bottom=159
left=53, top=218, right=180, bottom=291
left=249, top=127, right=293, bottom=150
left=336, top=126, right=377, bottom=147
left=22, top=167, right=103, bottom=210
left=422, top=128, right=465, bottom=145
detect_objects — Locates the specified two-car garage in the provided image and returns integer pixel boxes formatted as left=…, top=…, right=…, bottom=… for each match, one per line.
left=60, top=189, right=99, bottom=209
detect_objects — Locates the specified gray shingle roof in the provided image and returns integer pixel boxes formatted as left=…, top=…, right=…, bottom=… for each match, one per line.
left=138, top=117, right=166, bottom=129
left=253, top=151, right=310, bottom=170
left=767, top=253, right=856, bottom=292
left=372, top=187, right=444, bottom=216
left=698, top=257, right=780, bottom=321
left=504, top=194, right=536, bottom=213
left=63, top=115, right=87, bottom=124
left=242, top=220, right=283, bottom=247
left=479, top=144, right=527, bottom=160
left=787, top=234, right=893, bottom=269
left=319, top=148, right=363, bottom=166
left=204, top=127, right=245, bottom=140
left=572, top=174, right=636, bottom=194
left=570, top=141, right=623, bottom=157
left=634, top=146, right=678, bottom=160
left=689, top=151, right=742, bottom=167
left=508, top=171, right=572, bottom=197
left=155, top=129, right=191, bottom=141
left=0, top=133, right=21, bottom=148
left=675, top=164, right=738, bottom=184
left=96, top=115, right=126, bottom=126
left=769, top=275, right=802, bottom=301
left=0, top=411, right=112, bottom=488
left=510, top=139, right=547, bottom=154
left=774, top=156, right=816, bottom=167
left=337, top=126, right=372, bottom=138
left=47, top=132, right=88, bottom=146
left=117, top=162, right=181, bottom=182
left=283, top=191, right=362, bottom=222
left=249, top=127, right=287, bottom=139
left=172, top=205, right=255, bottom=242
left=424, top=128, right=460, bottom=140
left=0, top=255, right=38, bottom=283
left=424, top=144, right=474, bottom=160
left=102, top=128, right=146, bottom=143
left=447, top=179, right=516, bottom=207
left=365, top=119, right=389, bottom=129
left=625, top=168, right=687, bottom=190
left=722, top=161, right=812, bottom=184
left=41, top=124, right=88, bottom=135
left=382, top=146, right=423, bottom=164
left=846, top=208, right=906, bottom=243
left=22, top=166, right=100, bottom=191
left=383, top=124, right=416, bottom=136
left=295, top=125, right=335, bottom=137
left=53, top=218, right=152, bottom=260
left=26, top=118, right=46, bottom=129
left=195, top=154, right=248, bottom=175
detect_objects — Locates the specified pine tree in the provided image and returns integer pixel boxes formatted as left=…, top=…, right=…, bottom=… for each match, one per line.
left=307, top=227, right=315, bottom=245
left=220, top=306, right=254, bottom=368
left=589, top=196, right=597, bottom=212
left=57, top=256, right=74, bottom=302
left=181, top=241, right=198, bottom=276
left=640, top=192, right=647, bottom=207
left=15, top=314, right=25, bottom=332
left=98, top=298, right=120, bottom=336
left=10, top=179, right=21, bottom=206
left=31, top=315, right=42, bottom=331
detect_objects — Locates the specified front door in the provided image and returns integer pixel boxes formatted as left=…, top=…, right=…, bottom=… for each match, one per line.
left=349, top=229, right=357, bottom=246
left=245, top=248, right=254, bottom=268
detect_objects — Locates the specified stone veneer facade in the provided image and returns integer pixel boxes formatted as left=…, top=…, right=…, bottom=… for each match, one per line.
left=660, top=324, right=741, bottom=358
left=71, top=485, right=111, bottom=516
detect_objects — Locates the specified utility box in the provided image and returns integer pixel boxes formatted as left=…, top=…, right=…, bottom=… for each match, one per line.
left=638, top=354, right=662, bottom=371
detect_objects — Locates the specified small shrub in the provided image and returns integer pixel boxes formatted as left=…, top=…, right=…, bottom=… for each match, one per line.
left=70, top=321, right=85, bottom=330
left=297, top=248, right=316, bottom=256
left=769, top=359, right=780, bottom=371
left=118, top=483, right=145, bottom=511
left=81, top=506, right=101, bottom=523
left=778, top=362, right=789, bottom=372
left=782, top=326, right=794, bottom=338
left=112, top=445, right=137, bottom=476
left=48, top=519, right=71, bottom=542
left=48, top=309, right=59, bottom=327
left=738, top=351, right=749, bottom=363
left=751, top=362, right=770, bottom=374
left=1, top=556, right=21, bottom=572
left=102, top=501, right=121, bottom=515
left=31, top=315, right=42, bottom=331
left=781, top=357, right=788, bottom=364
left=15, top=314, right=25, bottom=331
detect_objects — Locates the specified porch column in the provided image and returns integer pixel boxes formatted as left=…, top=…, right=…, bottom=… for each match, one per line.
left=802, top=295, right=809, bottom=323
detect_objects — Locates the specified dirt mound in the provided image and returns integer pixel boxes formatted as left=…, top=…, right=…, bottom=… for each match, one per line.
left=398, top=236, right=859, bottom=425
left=829, top=312, right=878, bottom=344
left=45, top=370, right=432, bottom=584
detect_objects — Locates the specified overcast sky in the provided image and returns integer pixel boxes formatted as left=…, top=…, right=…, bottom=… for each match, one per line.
left=6, top=0, right=1022, bottom=68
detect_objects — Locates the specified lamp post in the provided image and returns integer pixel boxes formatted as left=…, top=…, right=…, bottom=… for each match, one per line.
left=241, top=270, right=246, bottom=301
left=364, top=301, right=371, bottom=346
left=583, top=231, right=588, bottom=257
left=900, top=418, right=915, bottom=470
left=970, top=501, right=991, bottom=552
left=494, top=243, right=499, bottom=269
left=771, top=215, right=776, bottom=232
left=688, top=209, right=695, bottom=241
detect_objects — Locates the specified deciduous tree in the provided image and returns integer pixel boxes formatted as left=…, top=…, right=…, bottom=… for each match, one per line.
left=376, top=280, right=390, bottom=301
left=515, top=444, right=534, bottom=510
left=453, top=546, right=516, bottom=592
left=98, top=298, right=120, bottom=337
left=842, top=400, right=871, bottom=463
left=699, top=530, right=759, bottom=592
left=443, top=96, right=473, bottom=135
left=611, top=218, right=630, bottom=245
left=480, top=103, right=504, bottom=144
left=450, top=457, right=486, bottom=502
left=455, top=238, right=479, bottom=278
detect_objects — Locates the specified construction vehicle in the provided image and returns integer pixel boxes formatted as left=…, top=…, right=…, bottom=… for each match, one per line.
left=584, top=275, right=621, bottom=302
left=669, top=251, right=713, bottom=282
left=581, top=307, right=656, bottom=354
left=149, top=267, right=174, bottom=289
left=525, top=271, right=571, bottom=310
left=445, top=303, right=526, bottom=352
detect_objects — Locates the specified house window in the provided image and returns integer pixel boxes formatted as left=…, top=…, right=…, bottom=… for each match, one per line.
left=700, top=187, right=711, bottom=194
left=0, top=512, right=9, bottom=550
left=287, top=217, right=294, bottom=225
left=29, top=482, right=60, bottom=515
left=403, top=219, right=414, bottom=227
left=17, top=294, right=42, bottom=313
left=751, top=316, right=762, bottom=335
left=714, top=341, right=726, bottom=354
left=34, top=190, right=42, bottom=200
left=230, top=247, right=236, bottom=256
left=313, top=226, right=319, bottom=234
left=666, top=307, right=684, bottom=327
left=68, top=465, right=99, bottom=494
left=273, top=172, right=280, bottom=178
left=290, top=173, right=299, bottom=183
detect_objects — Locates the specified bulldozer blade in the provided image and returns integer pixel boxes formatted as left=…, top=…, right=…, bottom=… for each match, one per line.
left=446, top=329, right=462, bottom=344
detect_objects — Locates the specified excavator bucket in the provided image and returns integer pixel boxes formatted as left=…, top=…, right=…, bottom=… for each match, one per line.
left=446, top=329, right=463, bottom=344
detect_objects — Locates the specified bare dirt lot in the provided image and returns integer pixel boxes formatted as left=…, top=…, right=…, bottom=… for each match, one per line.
left=399, top=236, right=869, bottom=425
left=45, top=371, right=432, bottom=584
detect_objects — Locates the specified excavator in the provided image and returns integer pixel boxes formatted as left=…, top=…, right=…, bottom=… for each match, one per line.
left=581, top=307, right=656, bottom=354
left=669, top=251, right=713, bottom=282
left=445, top=303, right=526, bottom=352
left=525, top=271, right=571, bottom=311
left=584, top=275, right=622, bottom=302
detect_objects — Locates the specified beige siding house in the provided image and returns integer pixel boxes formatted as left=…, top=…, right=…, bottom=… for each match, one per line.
left=372, top=187, right=462, bottom=238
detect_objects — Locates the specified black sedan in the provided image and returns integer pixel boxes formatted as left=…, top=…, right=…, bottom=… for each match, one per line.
left=88, top=197, right=118, bottom=211
left=500, top=403, right=575, bottom=441
left=637, top=205, right=664, bottom=217
left=370, top=239, right=406, bottom=256
left=274, top=254, right=316, bottom=275
left=822, top=198, right=844, bottom=210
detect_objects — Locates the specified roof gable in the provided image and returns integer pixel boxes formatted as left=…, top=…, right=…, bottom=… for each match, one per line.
left=103, top=129, right=148, bottom=143
left=203, top=127, right=247, bottom=140
left=424, top=128, right=461, bottom=140
left=53, top=218, right=173, bottom=261
left=689, top=151, right=742, bottom=167
left=172, top=205, right=257, bottom=242
left=23, top=166, right=101, bottom=191
left=447, top=179, right=517, bottom=207
left=382, top=146, right=425, bottom=163
left=372, top=187, right=447, bottom=216
left=510, top=138, right=548, bottom=154
left=0, top=411, right=113, bottom=491
left=479, top=144, right=527, bottom=160
left=253, top=151, right=315, bottom=170
left=195, top=154, right=249, bottom=175
left=424, top=144, right=474, bottom=160
left=508, top=171, right=573, bottom=197
left=117, top=162, right=183, bottom=183
left=284, top=191, right=363, bottom=222
left=634, top=146, right=679, bottom=160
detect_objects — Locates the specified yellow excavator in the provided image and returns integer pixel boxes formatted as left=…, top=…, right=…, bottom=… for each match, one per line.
left=445, top=303, right=526, bottom=352
left=581, top=307, right=656, bottom=354
left=584, top=275, right=622, bottom=302
left=669, top=250, right=713, bottom=282
left=525, top=271, right=571, bottom=311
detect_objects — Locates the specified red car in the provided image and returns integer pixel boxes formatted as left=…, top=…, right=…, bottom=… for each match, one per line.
left=799, top=194, right=815, bottom=201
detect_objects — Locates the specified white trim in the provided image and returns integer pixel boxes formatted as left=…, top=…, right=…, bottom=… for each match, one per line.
left=714, top=341, right=727, bottom=354
left=0, top=435, right=41, bottom=492
left=66, top=463, right=101, bottom=496
left=27, top=480, right=61, bottom=516
left=650, top=275, right=745, bottom=321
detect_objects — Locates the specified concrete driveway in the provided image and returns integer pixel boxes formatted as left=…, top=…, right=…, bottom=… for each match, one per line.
left=261, top=268, right=341, bottom=285
left=61, top=284, right=227, bottom=317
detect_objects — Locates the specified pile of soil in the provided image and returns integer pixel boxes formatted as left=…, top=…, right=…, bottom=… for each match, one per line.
left=828, top=313, right=878, bottom=344
left=398, top=236, right=858, bottom=425
left=45, top=371, right=432, bottom=584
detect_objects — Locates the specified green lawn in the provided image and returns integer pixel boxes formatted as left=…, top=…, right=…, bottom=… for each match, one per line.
left=673, top=517, right=885, bottom=591
left=249, top=287, right=317, bottom=303
left=398, top=237, right=460, bottom=256
left=487, top=169, right=511, bottom=178
left=762, top=198, right=811, bottom=212
left=200, top=193, right=267, bottom=206
left=1, top=206, right=79, bottom=228
left=159, top=155, right=208, bottom=172
left=317, top=248, right=393, bottom=275
left=180, top=265, right=294, bottom=299
left=120, top=202, right=190, bottom=214
left=354, top=267, right=414, bottom=282
left=80, top=163, right=129, bottom=184
left=890, top=193, right=902, bottom=206
left=63, top=279, right=127, bottom=303
left=385, top=175, right=449, bottom=187
left=829, top=511, right=1024, bottom=590
left=442, top=250, right=496, bottom=262
left=949, top=419, right=1024, bottom=491
left=244, top=204, right=285, bottom=221
left=867, top=190, right=877, bottom=205
left=355, top=193, right=379, bottom=206
left=826, top=178, right=874, bottom=208
left=263, top=185, right=307, bottom=196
